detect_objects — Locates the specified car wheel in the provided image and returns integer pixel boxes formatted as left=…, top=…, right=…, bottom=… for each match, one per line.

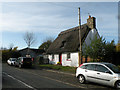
left=115, top=80, right=120, bottom=89
left=78, top=75, right=86, bottom=84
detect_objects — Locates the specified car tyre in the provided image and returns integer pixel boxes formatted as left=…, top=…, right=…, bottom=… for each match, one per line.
left=78, top=75, right=86, bottom=84
left=115, top=80, right=120, bottom=89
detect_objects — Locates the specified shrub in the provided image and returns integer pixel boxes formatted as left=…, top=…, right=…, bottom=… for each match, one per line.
left=2, top=50, right=21, bottom=62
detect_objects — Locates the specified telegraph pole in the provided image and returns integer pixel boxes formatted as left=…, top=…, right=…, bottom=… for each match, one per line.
left=78, top=7, right=82, bottom=65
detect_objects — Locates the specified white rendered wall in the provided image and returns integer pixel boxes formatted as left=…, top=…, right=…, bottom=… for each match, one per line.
left=71, top=52, right=79, bottom=67
left=62, top=52, right=79, bottom=67
left=54, top=54, right=59, bottom=64
left=48, top=55, right=54, bottom=64
left=62, top=54, right=71, bottom=66
left=48, top=54, right=59, bottom=64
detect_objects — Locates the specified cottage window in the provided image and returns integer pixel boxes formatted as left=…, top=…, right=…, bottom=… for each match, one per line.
left=60, top=41, right=66, bottom=48
left=67, top=53, right=70, bottom=59
left=52, top=54, right=54, bottom=60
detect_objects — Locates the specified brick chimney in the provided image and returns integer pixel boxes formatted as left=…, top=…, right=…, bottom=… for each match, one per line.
left=87, top=15, right=96, bottom=29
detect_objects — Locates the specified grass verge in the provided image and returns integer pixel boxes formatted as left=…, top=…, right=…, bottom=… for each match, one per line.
left=36, top=64, right=120, bottom=74
left=37, top=64, right=76, bottom=74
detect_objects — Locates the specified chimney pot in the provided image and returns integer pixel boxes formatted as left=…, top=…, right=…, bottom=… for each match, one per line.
left=87, top=16, right=96, bottom=29
left=89, top=15, right=91, bottom=19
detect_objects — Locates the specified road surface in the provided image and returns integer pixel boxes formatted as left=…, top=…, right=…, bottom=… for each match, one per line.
left=2, top=63, right=116, bottom=90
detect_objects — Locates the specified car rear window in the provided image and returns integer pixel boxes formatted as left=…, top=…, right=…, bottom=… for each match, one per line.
left=86, top=64, right=96, bottom=71
left=23, top=58, right=32, bottom=62
left=80, top=64, right=96, bottom=71
left=11, top=58, right=16, bottom=61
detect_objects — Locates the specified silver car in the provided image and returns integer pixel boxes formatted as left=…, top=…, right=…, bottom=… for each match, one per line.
left=76, top=62, right=120, bottom=88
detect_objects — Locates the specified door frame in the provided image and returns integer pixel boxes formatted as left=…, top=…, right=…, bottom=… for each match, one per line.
left=59, top=54, right=62, bottom=64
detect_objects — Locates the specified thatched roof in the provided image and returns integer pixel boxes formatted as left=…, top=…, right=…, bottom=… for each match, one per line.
left=47, top=24, right=91, bottom=54
left=47, top=16, right=97, bottom=54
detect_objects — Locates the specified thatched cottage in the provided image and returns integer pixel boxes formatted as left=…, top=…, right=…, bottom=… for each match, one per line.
left=47, top=16, right=100, bottom=67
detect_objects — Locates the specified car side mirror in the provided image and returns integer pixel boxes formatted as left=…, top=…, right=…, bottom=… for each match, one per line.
left=105, top=70, right=112, bottom=74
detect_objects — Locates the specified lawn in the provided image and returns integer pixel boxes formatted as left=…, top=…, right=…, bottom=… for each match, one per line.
left=37, top=64, right=76, bottom=74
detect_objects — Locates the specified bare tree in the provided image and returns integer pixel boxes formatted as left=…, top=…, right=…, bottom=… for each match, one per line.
left=24, top=32, right=36, bottom=48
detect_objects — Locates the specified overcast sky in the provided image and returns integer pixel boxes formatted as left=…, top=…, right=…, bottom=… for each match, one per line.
left=0, top=1, right=118, bottom=49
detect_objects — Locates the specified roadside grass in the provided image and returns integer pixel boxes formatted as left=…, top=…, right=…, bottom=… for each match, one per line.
left=36, top=64, right=120, bottom=74
left=37, top=64, right=76, bottom=74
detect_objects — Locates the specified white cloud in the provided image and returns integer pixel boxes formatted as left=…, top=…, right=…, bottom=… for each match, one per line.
left=0, top=10, right=77, bottom=34
left=0, top=12, right=30, bottom=32
left=0, top=2, right=79, bottom=34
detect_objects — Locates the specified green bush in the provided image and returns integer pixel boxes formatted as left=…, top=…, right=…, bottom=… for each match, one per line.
left=2, top=50, right=21, bottom=62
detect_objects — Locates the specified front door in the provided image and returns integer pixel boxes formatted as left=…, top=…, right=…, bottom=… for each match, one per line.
left=59, top=54, right=62, bottom=64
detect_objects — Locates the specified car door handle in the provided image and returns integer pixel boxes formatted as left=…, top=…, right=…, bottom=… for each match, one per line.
left=85, top=70, right=87, bottom=72
left=97, top=73, right=100, bottom=74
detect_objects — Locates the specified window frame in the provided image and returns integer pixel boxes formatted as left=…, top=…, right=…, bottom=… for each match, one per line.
left=52, top=54, right=54, bottom=60
left=85, top=64, right=96, bottom=71
left=67, top=53, right=70, bottom=59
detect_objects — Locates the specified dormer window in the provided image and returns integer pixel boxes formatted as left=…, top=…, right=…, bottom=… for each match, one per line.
left=60, top=41, right=66, bottom=48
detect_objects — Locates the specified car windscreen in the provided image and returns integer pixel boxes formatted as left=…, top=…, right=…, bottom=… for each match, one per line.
left=105, top=64, right=120, bottom=73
